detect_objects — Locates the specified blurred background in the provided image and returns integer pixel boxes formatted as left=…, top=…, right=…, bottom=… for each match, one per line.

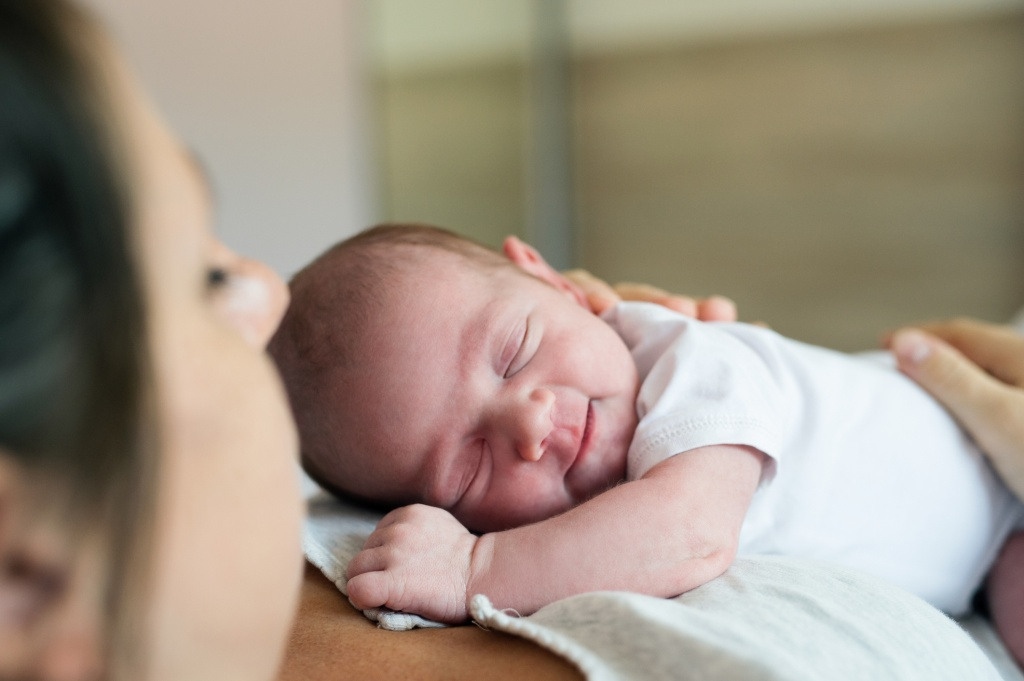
left=86, top=0, right=1023, bottom=350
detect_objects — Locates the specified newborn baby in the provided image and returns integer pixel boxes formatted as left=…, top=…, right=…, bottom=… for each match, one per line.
left=269, top=224, right=1023, bottom=666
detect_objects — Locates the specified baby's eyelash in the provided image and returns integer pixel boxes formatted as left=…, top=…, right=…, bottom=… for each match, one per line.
left=504, top=320, right=530, bottom=378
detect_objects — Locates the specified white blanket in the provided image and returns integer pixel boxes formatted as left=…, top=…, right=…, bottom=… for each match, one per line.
left=303, top=492, right=1022, bottom=680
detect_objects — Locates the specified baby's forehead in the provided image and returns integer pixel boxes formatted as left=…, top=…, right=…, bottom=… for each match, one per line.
left=388, top=246, right=517, bottom=301
left=407, top=243, right=502, bottom=275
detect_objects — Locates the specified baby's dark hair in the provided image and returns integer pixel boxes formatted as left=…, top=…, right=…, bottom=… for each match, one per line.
left=269, top=223, right=513, bottom=502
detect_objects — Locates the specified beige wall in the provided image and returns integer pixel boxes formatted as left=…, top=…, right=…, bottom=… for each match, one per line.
left=84, top=0, right=376, bottom=278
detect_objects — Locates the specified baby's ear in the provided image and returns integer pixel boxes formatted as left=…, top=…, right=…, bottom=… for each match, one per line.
left=502, top=236, right=588, bottom=308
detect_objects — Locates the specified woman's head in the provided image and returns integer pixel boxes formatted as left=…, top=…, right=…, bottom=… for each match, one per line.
left=1, top=2, right=303, bottom=679
left=1, top=1, right=151, bottom=676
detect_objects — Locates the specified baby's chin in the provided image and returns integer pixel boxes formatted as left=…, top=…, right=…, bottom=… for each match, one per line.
left=460, top=498, right=576, bottom=533
left=570, top=448, right=628, bottom=506
left=594, top=407, right=635, bottom=487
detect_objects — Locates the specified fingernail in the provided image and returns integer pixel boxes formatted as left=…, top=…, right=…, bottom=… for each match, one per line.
left=892, top=329, right=933, bottom=365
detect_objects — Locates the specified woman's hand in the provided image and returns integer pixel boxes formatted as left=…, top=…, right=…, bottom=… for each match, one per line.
left=889, top=319, right=1024, bottom=501
left=563, top=270, right=737, bottom=321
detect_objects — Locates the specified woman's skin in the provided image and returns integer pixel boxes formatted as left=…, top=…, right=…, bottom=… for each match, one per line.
left=280, top=564, right=581, bottom=681
left=0, top=469, right=109, bottom=679
left=95, top=33, right=305, bottom=681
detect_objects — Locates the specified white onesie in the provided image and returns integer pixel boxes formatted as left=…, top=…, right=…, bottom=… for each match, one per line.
left=603, top=302, right=1024, bottom=615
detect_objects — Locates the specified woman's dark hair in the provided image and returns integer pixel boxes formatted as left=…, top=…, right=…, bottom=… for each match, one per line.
left=0, top=0, right=154, bottom=674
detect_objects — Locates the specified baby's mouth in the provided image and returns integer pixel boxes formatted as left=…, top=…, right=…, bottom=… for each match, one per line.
left=570, top=400, right=595, bottom=474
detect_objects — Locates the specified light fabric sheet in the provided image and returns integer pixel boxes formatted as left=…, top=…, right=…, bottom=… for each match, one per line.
left=303, top=493, right=1022, bottom=680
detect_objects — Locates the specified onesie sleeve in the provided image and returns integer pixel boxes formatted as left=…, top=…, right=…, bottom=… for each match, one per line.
left=605, top=303, right=796, bottom=481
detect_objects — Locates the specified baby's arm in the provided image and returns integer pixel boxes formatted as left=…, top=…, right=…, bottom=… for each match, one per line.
left=347, top=444, right=763, bottom=622
left=471, top=444, right=763, bottom=615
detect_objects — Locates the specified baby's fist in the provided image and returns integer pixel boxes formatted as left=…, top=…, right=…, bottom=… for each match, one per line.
left=346, top=504, right=478, bottom=623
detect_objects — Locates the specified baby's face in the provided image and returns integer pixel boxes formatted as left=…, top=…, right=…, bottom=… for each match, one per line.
left=340, top=251, right=639, bottom=532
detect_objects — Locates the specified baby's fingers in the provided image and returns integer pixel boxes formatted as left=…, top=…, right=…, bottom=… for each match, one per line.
left=359, top=504, right=429, bottom=551
left=371, top=505, right=416, bottom=532
left=346, top=546, right=388, bottom=580
left=346, top=570, right=393, bottom=611
left=346, top=546, right=408, bottom=611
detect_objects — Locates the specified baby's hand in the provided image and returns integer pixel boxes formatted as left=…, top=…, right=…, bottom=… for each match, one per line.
left=345, top=504, right=478, bottom=623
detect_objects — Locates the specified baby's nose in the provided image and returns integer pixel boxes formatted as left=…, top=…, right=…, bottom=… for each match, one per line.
left=515, top=388, right=555, bottom=462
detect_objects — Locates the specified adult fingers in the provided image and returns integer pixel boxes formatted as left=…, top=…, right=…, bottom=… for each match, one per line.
left=613, top=282, right=699, bottom=317
left=562, top=270, right=740, bottom=322
left=890, top=328, right=1024, bottom=501
left=562, top=269, right=620, bottom=314
left=697, top=295, right=738, bottom=323
left=890, top=328, right=1017, bottom=428
left=910, top=319, right=1024, bottom=387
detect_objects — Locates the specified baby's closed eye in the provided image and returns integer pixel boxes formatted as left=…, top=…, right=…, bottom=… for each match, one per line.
left=502, top=320, right=528, bottom=378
